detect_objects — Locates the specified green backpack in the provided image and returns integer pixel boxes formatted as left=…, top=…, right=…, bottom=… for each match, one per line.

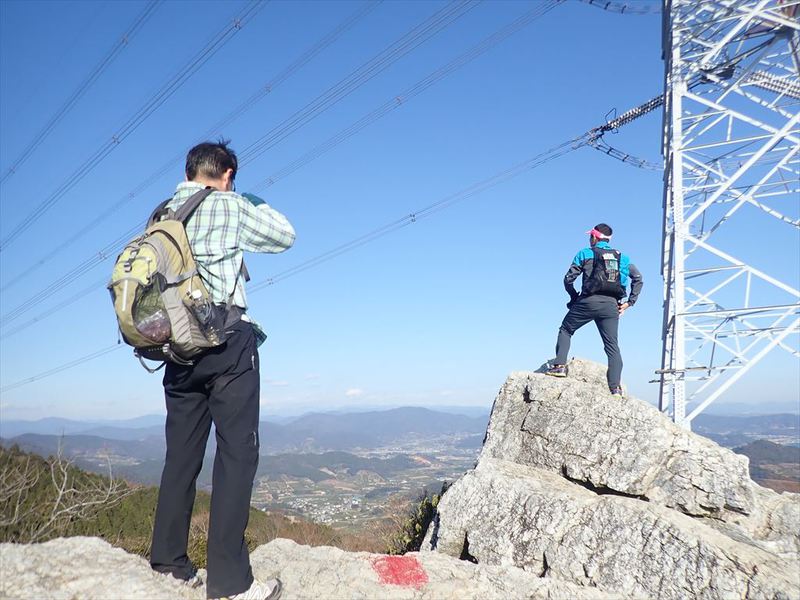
left=108, top=188, right=241, bottom=371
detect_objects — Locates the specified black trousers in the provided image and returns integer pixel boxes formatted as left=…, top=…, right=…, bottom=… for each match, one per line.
left=555, top=295, right=623, bottom=388
left=150, top=320, right=260, bottom=599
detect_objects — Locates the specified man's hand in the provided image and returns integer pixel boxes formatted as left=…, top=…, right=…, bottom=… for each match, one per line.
left=618, top=302, right=630, bottom=316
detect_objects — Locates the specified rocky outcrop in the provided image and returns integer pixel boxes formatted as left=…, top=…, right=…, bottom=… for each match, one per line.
left=251, top=538, right=611, bottom=599
left=480, top=359, right=799, bottom=552
left=0, top=536, right=611, bottom=600
left=423, top=358, right=800, bottom=599
left=425, top=458, right=798, bottom=599
left=0, top=537, right=201, bottom=600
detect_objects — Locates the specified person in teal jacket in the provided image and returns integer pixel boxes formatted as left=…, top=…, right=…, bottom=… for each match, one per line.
left=546, top=223, right=643, bottom=396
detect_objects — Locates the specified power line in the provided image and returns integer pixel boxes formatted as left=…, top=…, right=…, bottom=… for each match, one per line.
left=254, top=0, right=562, bottom=191
left=0, top=277, right=108, bottom=340
left=0, top=0, right=554, bottom=334
left=0, top=0, right=377, bottom=296
left=0, top=0, right=476, bottom=314
left=0, top=90, right=664, bottom=391
left=0, top=0, right=267, bottom=253
left=0, top=89, right=646, bottom=391
left=0, top=345, right=123, bottom=394
left=202, top=0, right=382, bottom=140
left=0, top=137, right=579, bottom=391
left=249, top=138, right=580, bottom=292
left=0, top=15, right=669, bottom=391
left=579, top=0, right=661, bottom=15
left=0, top=0, right=375, bottom=320
left=238, top=0, right=481, bottom=166
left=0, top=136, right=581, bottom=392
left=1, top=3, right=109, bottom=137
left=0, top=0, right=162, bottom=186
left=586, top=94, right=665, bottom=170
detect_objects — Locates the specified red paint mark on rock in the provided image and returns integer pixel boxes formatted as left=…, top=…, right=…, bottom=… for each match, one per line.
left=371, top=555, right=429, bottom=589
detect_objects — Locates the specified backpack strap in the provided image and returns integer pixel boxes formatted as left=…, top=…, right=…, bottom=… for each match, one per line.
left=145, top=187, right=213, bottom=227
left=147, top=197, right=174, bottom=227
left=173, top=187, right=215, bottom=223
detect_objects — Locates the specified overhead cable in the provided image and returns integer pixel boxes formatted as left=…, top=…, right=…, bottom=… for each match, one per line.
left=0, top=137, right=579, bottom=390
left=0, top=1, right=163, bottom=186
left=0, top=0, right=376, bottom=294
left=0, top=0, right=556, bottom=332
left=249, top=138, right=581, bottom=292
left=0, top=0, right=267, bottom=253
left=0, top=91, right=663, bottom=389
left=579, top=0, right=661, bottom=15
left=0, top=277, right=108, bottom=339
left=0, top=345, right=123, bottom=393
left=238, top=0, right=481, bottom=166
left=254, top=0, right=562, bottom=191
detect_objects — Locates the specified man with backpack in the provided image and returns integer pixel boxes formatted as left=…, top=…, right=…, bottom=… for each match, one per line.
left=148, top=141, right=294, bottom=600
left=546, top=223, right=643, bottom=397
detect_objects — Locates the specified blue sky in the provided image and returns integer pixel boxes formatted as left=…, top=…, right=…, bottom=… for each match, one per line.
left=1, top=0, right=796, bottom=420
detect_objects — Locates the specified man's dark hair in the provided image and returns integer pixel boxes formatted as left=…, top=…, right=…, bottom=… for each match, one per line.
left=594, top=223, right=613, bottom=237
left=185, top=140, right=238, bottom=181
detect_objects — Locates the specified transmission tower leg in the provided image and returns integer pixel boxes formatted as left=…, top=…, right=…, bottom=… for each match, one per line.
left=659, top=0, right=800, bottom=429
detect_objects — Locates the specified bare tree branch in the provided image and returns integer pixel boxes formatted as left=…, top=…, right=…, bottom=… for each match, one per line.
left=0, top=444, right=135, bottom=543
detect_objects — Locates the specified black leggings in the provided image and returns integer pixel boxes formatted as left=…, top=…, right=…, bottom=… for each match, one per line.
left=555, top=295, right=622, bottom=387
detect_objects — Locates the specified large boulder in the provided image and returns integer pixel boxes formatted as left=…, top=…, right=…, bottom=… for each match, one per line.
left=480, top=359, right=799, bottom=551
left=424, top=458, right=799, bottom=600
left=423, top=358, right=800, bottom=599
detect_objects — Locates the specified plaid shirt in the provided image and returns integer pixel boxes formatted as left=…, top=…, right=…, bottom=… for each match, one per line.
left=166, top=181, right=295, bottom=312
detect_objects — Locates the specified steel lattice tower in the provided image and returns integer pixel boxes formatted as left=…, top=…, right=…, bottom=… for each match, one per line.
left=660, top=0, right=800, bottom=428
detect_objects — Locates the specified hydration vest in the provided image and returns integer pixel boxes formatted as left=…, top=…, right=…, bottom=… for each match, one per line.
left=583, top=246, right=626, bottom=299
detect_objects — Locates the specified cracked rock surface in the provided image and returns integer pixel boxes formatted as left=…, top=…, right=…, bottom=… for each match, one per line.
left=0, top=536, right=611, bottom=600
left=250, top=538, right=612, bottom=599
left=481, top=359, right=799, bottom=551
left=424, top=358, right=800, bottom=599
left=423, top=458, right=799, bottom=600
left=0, top=537, right=204, bottom=600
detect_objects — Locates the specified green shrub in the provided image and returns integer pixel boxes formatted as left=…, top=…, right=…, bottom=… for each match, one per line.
left=385, top=481, right=450, bottom=555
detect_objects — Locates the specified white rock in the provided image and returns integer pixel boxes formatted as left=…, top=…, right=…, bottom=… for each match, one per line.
left=479, top=359, right=799, bottom=551
left=0, top=535, right=611, bottom=600
left=0, top=537, right=203, bottom=600
left=423, top=458, right=800, bottom=600
left=251, top=538, right=612, bottom=599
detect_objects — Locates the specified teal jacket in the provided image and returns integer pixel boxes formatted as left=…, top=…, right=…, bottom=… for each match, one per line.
left=564, top=241, right=643, bottom=305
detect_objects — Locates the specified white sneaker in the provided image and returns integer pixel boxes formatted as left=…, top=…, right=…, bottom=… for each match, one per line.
left=215, top=578, right=282, bottom=600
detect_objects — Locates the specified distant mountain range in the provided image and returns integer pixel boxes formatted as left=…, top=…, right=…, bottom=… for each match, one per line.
left=692, top=413, right=799, bottom=447
left=3, top=406, right=798, bottom=495
left=1, top=406, right=488, bottom=458
left=0, top=415, right=166, bottom=439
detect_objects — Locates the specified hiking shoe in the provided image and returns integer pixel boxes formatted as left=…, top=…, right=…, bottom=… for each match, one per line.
left=545, top=364, right=567, bottom=378
left=159, top=570, right=203, bottom=589
left=610, top=386, right=624, bottom=398
left=213, top=578, right=282, bottom=600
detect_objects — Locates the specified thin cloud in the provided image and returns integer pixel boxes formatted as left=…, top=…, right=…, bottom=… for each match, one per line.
left=345, top=388, right=364, bottom=397
left=265, top=379, right=290, bottom=387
